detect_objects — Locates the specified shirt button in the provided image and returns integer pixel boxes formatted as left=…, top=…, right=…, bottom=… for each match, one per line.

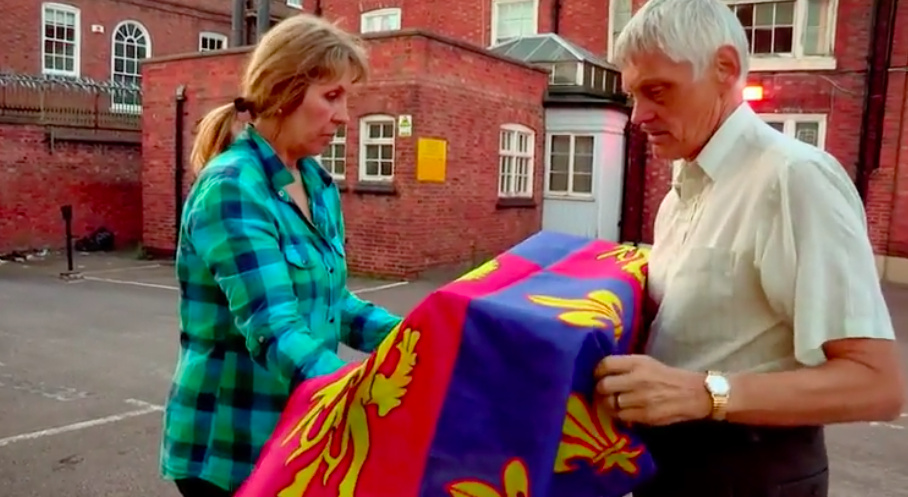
left=257, top=336, right=265, bottom=343
left=278, top=191, right=286, bottom=198
left=329, top=318, right=335, bottom=323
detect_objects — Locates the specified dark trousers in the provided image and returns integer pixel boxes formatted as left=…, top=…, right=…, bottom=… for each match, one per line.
left=175, top=478, right=234, bottom=497
left=633, top=422, right=829, bottom=497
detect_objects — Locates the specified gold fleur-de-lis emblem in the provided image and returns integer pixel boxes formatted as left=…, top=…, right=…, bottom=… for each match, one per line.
left=596, top=245, right=649, bottom=285
left=527, top=290, right=624, bottom=339
left=457, top=259, right=500, bottom=282
left=555, top=393, right=643, bottom=475
left=446, top=458, right=530, bottom=497
left=277, top=324, right=420, bottom=497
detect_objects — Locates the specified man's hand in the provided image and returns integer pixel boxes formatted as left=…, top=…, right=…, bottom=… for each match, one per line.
left=594, top=354, right=712, bottom=426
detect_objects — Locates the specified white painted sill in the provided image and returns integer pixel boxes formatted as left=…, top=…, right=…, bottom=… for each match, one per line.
left=749, top=56, right=837, bottom=72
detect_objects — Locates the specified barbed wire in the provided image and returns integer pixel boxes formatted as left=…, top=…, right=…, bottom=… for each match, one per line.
left=0, top=72, right=141, bottom=93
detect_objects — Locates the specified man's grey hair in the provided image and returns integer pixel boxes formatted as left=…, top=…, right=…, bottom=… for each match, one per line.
left=613, top=0, right=751, bottom=85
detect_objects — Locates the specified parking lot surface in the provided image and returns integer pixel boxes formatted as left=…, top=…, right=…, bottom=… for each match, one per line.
left=1, top=252, right=907, bottom=496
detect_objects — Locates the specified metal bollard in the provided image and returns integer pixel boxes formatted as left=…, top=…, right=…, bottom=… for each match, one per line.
left=59, top=205, right=80, bottom=280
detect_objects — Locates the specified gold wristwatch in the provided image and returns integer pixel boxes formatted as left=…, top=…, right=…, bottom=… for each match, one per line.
left=704, top=371, right=730, bottom=421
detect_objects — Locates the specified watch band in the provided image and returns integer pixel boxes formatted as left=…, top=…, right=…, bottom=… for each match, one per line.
left=705, top=370, right=729, bottom=421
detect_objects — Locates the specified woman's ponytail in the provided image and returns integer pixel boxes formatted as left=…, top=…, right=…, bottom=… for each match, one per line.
left=189, top=103, right=238, bottom=174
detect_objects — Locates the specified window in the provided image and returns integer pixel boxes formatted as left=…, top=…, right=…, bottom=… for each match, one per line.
left=499, top=124, right=535, bottom=198
left=760, top=114, right=826, bottom=149
left=361, top=8, right=402, bottom=33
left=199, top=32, right=227, bottom=52
left=547, top=134, right=594, bottom=196
left=545, top=62, right=581, bottom=85
left=490, top=0, right=538, bottom=46
left=726, top=0, right=837, bottom=71
left=111, top=21, right=150, bottom=112
left=608, top=0, right=632, bottom=61
left=359, top=116, right=395, bottom=181
left=286, top=0, right=302, bottom=8
left=41, top=3, right=80, bottom=76
left=316, top=126, right=346, bottom=179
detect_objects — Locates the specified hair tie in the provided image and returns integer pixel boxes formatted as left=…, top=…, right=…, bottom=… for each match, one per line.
left=233, top=97, right=251, bottom=113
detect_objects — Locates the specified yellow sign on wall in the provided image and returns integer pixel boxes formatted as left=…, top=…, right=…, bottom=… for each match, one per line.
left=417, top=138, right=447, bottom=183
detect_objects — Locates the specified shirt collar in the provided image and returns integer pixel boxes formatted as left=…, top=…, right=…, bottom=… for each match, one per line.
left=238, top=124, right=335, bottom=193
left=692, top=102, right=757, bottom=181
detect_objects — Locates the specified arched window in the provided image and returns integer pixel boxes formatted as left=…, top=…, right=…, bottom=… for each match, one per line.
left=111, top=21, right=151, bottom=111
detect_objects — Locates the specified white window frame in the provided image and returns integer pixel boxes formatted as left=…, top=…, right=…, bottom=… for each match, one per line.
left=360, top=8, right=402, bottom=33
left=498, top=124, right=535, bottom=199
left=286, top=0, right=302, bottom=8
left=760, top=113, right=827, bottom=150
left=726, top=0, right=838, bottom=72
left=315, top=126, right=347, bottom=180
left=41, top=2, right=81, bottom=77
left=110, top=20, right=151, bottom=114
left=490, top=0, right=539, bottom=47
left=545, top=133, right=596, bottom=199
left=607, top=0, right=632, bottom=62
left=359, top=115, right=396, bottom=182
left=199, top=31, right=228, bottom=52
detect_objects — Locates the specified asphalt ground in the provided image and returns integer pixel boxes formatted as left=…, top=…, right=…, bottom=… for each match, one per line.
left=1, top=252, right=907, bottom=496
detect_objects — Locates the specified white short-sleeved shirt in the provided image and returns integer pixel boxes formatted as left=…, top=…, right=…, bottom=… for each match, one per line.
left=645, top=103, right=896, bottom=374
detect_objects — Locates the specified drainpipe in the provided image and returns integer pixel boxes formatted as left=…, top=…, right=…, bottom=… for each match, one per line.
left=635, top=127, right=647, bottom=242
left=315, top=0, right=322, bottom=16
left=882, top=71, right=908, bottom=279
left=618, top=119, right=633, bottom=242
left=855, top=0, right=897, bottom=202
left=231, top=0, right=245, bottom=46
left=551, top=0, right=562, bottom=34
left=174, top=85, right=186, bottom=248
left=256, top=0, right=271, bottom=41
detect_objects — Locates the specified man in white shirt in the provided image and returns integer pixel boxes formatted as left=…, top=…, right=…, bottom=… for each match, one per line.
left=593, top=0, right=905, bottom=495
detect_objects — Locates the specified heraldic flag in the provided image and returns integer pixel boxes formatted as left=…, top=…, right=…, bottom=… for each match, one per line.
left=236, top=230, right=657, bottom=497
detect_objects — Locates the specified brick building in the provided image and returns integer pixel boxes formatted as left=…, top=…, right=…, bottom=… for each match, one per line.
left=141, top=33, right=552, bottom=277
left=6, top=0, right=908, bottom=282
left=0, top=0, right=297, bottom=253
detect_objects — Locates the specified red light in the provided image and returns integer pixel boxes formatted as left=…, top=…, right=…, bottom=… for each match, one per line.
left=743, top=85, right=764, bottom=101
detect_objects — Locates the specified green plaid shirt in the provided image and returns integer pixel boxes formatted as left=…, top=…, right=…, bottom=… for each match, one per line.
left=160, top=125, right=401, bottom=491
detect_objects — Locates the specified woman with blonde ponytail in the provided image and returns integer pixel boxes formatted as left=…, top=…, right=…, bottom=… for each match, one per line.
left=188, top=102, right=239, bottom=175
left=160, top=14, right=402, bottom=497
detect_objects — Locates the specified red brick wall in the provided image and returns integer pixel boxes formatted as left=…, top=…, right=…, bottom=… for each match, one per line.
left=0, top=0, right=296, bottom=254
left=141, top=31, right=548, bottom=278
left=307, top=0, right=604, bottom=55
left=0, top=0, right=297, bottom=80
left=141, top=50, right=249, bottom=253
left=0, top=124, right=141, bottom=252
left=871, top=0, right=908, bottom=257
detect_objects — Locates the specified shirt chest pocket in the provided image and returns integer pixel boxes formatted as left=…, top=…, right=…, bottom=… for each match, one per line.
left=665, top=247, right=735, bottom=320
left=283, top=243, right=315, bottom=270
left=281, top=242, right=329, bottom=308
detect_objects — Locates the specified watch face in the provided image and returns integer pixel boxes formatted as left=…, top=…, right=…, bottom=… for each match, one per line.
left=706, top=375, right=730, bottom=396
